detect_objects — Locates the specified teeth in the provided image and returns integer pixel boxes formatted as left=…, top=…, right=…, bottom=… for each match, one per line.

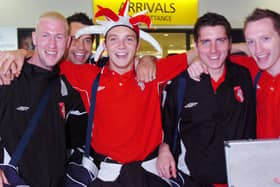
left=210, top=56, right=219, bottom=60
left=116, top=52, right=127, bottom=56
left=257, top=54, right=267, bottom=58
left=46, top=51, right=56, bottom=55
left=74, top=52, right=85, bottom=57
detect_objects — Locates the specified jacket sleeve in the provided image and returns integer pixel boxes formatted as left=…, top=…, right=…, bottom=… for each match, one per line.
left=241, top=67, right=257, bottom=139
left=157, top=53, right=187, bottom=82
left=0, top=85, right=10, bottom=162
left=229, top=55, right=259, bottom=78
left=60, top=76, right=88, bottom=149
left=0, top=85, right=9, bottom=127
left=162, top=76, right=180, bottom=148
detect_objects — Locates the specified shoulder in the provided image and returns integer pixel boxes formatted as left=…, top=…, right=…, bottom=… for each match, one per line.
left=59, top=74, right=74, bottom=89
left=57, top=75, right=76, bottom=97
left=226, top=60, right=254, bottom=92
left=227, top=59, right=251, bottom=77
left=60, top=60, right=98, bottom=71
left=60, top=60, right=99, bottom=82
left=158, top=53, right=187, bottom=64
left=229, top=55, right=254, bottom=63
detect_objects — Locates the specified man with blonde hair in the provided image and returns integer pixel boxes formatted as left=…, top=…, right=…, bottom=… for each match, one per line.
left=0, top=11, right=87, bottom=186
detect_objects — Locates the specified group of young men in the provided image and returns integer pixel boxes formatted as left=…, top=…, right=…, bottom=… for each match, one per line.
left=0, top=0, right=280, bottom=186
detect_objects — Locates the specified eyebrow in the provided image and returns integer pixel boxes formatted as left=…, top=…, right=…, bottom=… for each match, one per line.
left=199, top=37, right=228, bottom=41
left=199, top=38, right=210, bottom=42
left=217, top=37, right=228, bottom=40
left=127, top=35, right=136, bottom=38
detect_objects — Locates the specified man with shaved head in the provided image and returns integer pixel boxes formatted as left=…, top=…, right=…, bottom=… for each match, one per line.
left=0, top=11, right=87, bottom=186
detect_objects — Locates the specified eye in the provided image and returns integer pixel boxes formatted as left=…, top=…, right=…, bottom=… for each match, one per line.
left=217, top=38, right=227, bottom=43
left=84, top=38, right=92, bottom=44
left=55, top=34, right=64, bottom=41
left=246, top=39, right=255, bottom=46
left=127, top=37, right=135, bottom=42
left=262, top=36, right=270, bottom=42
left=57, top=34, right=66, bottom=40
left=41, top=33, right=49, bottom=38
left=108, top=37, right=117, bottom=42
left=200, top=40, right=210, bottom=45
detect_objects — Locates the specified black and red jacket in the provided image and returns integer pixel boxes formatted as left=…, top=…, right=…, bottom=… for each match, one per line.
left=0, top=62, right=87, bottom=187
left=163, top=59, right=256, bottom=185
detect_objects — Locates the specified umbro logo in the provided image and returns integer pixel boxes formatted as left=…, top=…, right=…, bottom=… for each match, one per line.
left=184, top=102, right=198, bottom=109
left=16, top=106, right=30, bottom=111
left=97, top=86, right=106, bottom=91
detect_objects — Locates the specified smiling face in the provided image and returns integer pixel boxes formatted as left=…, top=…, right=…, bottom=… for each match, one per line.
left=245, top=18, right=280, bottom=76
left=195, top=25, right=230, bottom=74
left=104, top=26, right=140, bottom=74
left=66, top=22, right=93, bottom=64
left=32, top=16, right=70, bottom=70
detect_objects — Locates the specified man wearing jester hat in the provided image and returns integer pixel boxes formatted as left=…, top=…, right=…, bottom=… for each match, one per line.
left=74, top=0, right=188, bottom=186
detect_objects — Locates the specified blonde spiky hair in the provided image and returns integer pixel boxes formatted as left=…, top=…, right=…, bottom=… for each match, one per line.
left=36, top=11, right=69, bottom=34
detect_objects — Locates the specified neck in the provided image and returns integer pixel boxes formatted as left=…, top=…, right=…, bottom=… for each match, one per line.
left=28, top=52, right=53, bottom=71
left=209, top=65, right=225, bottom=82
left=108, top=58, right=134, bottom=75
left=267, top=58, right=280, bottom=77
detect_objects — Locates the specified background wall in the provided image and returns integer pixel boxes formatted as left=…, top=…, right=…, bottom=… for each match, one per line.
left=0, top=0, right=280, bottom=28
left=199, top=0, right=280, bottom=28
left=0, top=0, right=92, bottom=27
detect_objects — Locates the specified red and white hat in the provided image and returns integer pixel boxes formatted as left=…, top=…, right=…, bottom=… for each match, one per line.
left=75, top=0, right=162, bottom=62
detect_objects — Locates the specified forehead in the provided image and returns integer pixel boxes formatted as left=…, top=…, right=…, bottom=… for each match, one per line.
left=245, top=18, right=275, bottom=37
left=198, top=25, right=227, bottom=39
left=70, top=22, right=89, bottom=36
left=106, top=26, right=137, bottom=38
left=38, top=18, right=67, bottom=35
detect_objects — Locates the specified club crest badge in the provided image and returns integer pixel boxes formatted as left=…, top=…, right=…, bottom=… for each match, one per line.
left=234, top=86, right=244, bottom=103
left=59, top=102, right=66, bottom=119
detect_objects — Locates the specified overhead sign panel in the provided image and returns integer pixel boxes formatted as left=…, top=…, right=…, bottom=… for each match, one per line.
left=93, top=0, right=198, bottom=26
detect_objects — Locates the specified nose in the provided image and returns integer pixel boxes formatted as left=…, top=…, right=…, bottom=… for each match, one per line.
left=255, top=41, right=264, bottom=53
left=118, top=39, right=126, bottom=48
left=210, top=42, right=217, bottom=53
left=49, top=36, right=57, bottom=48
left=76, top=38, right=85, bottom=50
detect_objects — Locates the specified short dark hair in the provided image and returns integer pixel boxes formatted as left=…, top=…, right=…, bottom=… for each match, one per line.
left=67, top=12, right=94, bottom=41
left=244, top=8, right=280, bottom=36
left=193, top=12, right=232, bottom=43
left=67, top=12, right=93, bottom=26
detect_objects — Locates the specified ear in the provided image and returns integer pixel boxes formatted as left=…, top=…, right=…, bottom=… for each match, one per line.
left=229, top=38, right=232, bottom=50
left=194, top=42, right=198, bottom=53
left=32, top=31, right=37, bottom=46
left=103, top=41, right=107, bottom=51
left=136, top=41, right=141, bottom=51
left=63, top=36, right=71, bottom=59
left=66, top=36, right=71, bottom=49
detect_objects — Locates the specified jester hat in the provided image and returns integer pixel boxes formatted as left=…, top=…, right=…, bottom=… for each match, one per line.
left=75, top=0, right=162, bottom=62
